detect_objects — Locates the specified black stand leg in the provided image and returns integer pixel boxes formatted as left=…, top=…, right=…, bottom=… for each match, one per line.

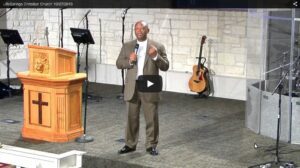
left=75, top=79, right=94, bottom=143
left=83, top=59, right=103, bottom=102
left=76, top=44, right=81, bottom=73
left=75, top=43, right=94, bottom=143
left=84, top=13, right=102, bottom=102
left=6, top=44, right=12, bottom=97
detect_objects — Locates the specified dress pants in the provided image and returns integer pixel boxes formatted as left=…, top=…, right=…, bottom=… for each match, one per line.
left=125, top=90, right=159, bottom=149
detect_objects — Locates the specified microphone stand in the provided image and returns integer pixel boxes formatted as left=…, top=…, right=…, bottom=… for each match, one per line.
left=249, top=68, right=295, bottom=168
left=84, top=14, right=102, bottom=103
left=6, top=44, right=12, bottom=97
left=249, top=55, right=300, bottom=168
left=75, top=12, right=94, bottom=143
left=117, top=8, right=129, bottom=100
left=60, top=8, right=64, bottom=48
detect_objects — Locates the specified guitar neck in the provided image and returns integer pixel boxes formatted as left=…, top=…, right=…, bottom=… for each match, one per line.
left=197, top=45, right=203, bottom=69
left=196, top=35, right=206, bottom=70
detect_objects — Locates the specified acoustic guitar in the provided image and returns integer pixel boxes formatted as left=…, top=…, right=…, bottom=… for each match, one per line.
left=188, top=35, right=208, bottom=93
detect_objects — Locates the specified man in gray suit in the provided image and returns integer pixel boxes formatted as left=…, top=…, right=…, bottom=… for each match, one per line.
left=116, top=20, right=169, bottom=155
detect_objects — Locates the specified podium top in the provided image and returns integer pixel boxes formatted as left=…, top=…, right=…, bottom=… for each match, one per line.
left=28, top=45, right=76, bottom=55
left=28, top=45, right=77, bottom=77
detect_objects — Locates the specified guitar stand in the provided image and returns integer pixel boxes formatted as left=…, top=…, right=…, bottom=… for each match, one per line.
left=194, top=93, right=208, bottom=99
left=194, top=80, right=210, bottom=99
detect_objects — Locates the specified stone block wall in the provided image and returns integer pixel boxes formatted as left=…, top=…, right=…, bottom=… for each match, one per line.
left=1, top=8, right=264, bottom=78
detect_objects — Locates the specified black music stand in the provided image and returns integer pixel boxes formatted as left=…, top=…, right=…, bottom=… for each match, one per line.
left=70, top=28, right=95, bottom=143
left=70, top=28, right=95, bottom=72
left=0, top=29, right=23, bottom=97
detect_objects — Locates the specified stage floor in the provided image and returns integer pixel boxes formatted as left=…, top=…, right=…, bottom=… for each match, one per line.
left=0, top=81, right=300, bottom=168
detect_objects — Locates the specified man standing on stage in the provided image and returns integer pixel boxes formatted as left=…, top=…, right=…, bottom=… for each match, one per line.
left=116, top=20, right=169, bottom=155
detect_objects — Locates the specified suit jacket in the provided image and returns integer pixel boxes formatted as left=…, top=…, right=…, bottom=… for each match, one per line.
left=116, top=39, right=169, bottom=102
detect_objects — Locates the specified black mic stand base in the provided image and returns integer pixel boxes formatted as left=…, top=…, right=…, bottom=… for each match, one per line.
left=249, top=160, right=296, bottom=168
left=75, top=134, right=94, bottom=143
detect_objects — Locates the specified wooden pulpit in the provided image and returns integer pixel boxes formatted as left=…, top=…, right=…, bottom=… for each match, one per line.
left=17, top=45, right=86, bottom=142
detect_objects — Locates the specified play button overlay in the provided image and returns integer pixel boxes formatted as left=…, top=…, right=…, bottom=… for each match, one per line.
left=137, top=75, right=162, bottom=92
left=147, top=80, right=154, bottom=87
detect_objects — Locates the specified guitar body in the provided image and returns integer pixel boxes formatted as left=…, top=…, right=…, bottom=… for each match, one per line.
left=189, top=65, right=207, bottom=93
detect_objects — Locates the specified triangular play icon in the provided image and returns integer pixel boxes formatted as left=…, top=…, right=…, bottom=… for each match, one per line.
left=147, top=80, right=154, bottom=88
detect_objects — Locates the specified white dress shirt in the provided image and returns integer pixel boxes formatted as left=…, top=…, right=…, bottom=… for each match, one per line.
left=137, top=40, right=148, bottom=78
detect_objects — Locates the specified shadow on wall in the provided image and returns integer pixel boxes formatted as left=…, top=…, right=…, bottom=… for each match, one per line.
left=207, top=38, right=215, bottom=96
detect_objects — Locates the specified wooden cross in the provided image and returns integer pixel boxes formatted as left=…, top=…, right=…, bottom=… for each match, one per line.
left=32, top=93, right=48, bottom=124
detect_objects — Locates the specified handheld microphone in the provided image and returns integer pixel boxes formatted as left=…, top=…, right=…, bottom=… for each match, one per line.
left=134, top=44, right=139, bottom=54
left=132, top=44, right=139, bottom=64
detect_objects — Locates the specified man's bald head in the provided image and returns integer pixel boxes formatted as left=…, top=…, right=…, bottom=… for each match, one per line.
left=134, top=20, right=149, bottom=41
left=135, top=20, right=149, bottom=29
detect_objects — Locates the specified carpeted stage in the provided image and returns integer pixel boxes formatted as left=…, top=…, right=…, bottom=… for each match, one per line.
left=0, top=81, right=300, bottom=168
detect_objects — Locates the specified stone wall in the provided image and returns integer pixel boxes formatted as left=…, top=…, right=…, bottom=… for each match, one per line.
left=1, top=8, right=263, bottom=78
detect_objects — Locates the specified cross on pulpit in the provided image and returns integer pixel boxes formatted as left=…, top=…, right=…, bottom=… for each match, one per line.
left=32, top=93, right=48, bottom=124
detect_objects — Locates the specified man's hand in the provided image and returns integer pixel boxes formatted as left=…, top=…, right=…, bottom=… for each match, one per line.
left=129, top=52, right=137, bottom=64
left=148, top=45, right=157, bottom=58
